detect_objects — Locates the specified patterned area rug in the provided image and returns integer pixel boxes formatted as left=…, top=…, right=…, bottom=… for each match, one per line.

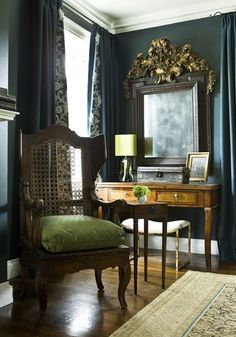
left=110, top=270, right=236, bottom=337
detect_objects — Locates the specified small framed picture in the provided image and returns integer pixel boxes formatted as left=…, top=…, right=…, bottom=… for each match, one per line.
left=186, top=152, right=209, bottom=182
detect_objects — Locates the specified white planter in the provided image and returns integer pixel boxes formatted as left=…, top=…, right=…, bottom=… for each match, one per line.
left=138, top=195, right=147, bottom=203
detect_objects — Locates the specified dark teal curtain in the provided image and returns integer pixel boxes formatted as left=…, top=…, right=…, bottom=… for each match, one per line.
left=18, top=0, right=66, bottom=133
left=88, top=23, right=120, bottom=181
left=219, top=13, right=236, bottom=261
left=11, top=0, right=67, bottom=263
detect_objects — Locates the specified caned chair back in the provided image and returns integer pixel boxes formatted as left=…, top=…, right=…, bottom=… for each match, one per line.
left=20, top=125, right=106, bottom=241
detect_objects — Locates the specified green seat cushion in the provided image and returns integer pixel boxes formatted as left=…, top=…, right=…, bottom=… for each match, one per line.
left=41, top=215, right=126, bottom=253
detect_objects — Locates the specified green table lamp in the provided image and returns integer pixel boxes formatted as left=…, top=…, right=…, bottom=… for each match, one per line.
left=115, top=134, right=137, bottom=182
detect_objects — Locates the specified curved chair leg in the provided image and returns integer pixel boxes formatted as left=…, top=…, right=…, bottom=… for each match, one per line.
left=19, top=253, right=33, bottom=298
left=19, top=262, right=31, bottom=298
left=95, top=270, right=104, bottom=290
left=35, top=268, right=48, bottom=314
left=118, top=261, right=131, bottom=308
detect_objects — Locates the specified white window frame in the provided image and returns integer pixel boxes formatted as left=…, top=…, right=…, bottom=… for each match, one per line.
left=64, top=17, right=90, bottom=136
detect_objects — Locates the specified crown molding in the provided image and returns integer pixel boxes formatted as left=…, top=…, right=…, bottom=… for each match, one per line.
left=112, top=1, right=236, bottom=33
left=63, top=0, right=236, bottom=34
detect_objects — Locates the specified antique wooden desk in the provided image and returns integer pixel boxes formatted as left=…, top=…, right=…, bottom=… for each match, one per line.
left=119, top=202, right=168, bottom=294
left=97, top=182, right=221, bottom=269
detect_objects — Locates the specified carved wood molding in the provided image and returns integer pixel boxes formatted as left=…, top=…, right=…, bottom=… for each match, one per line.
left=0, top=108, right=19, bottom=121
left=124, top=38, right=216, bottom=98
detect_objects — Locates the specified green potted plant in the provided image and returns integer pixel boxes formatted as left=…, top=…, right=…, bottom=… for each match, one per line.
left=133, top=185, right=150, bottom=203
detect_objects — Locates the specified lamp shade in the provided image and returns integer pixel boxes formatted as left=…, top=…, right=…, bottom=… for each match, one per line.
left=115, top=134, right=137, bottom=156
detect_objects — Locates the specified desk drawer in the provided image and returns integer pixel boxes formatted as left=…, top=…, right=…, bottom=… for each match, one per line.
left=109, top=189, right=156, bottom=202
left=157, top=191, right=198, bottom=206
left=109, top=189, right=136, bottom=202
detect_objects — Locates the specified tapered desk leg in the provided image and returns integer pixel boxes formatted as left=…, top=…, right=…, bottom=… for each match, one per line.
left=133, top=216, right=139, bottom=294
left=162, top=219, right=167, bottom=289
left=144, top=218, right=148, bottom=282
left=216, top=205, right=221, bottom=256
left=204, top=207, right=212, bottom=270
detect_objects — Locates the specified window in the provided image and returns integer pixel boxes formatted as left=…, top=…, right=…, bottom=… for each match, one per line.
left=64, top=18, right=90, bottom=136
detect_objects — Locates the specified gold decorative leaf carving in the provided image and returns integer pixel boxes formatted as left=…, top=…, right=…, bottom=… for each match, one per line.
left=124, top=38, right=216, bottom=98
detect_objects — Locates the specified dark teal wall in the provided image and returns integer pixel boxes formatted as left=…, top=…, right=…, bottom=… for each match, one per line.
left=116, top=17, right=221, bottom=239
left=0, top=122, right=8, bottom=282
left=0, top=0, right=10, bottom=281
left=117, top=18, right=221, bottom=181
left=0, top=0, right=9, bottom=88
left=8, top=0, right=21, bottom=260
left=0, top=0, right=20, bottom=274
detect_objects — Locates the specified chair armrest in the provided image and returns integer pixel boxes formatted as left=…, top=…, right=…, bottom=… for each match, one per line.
left=91, top=186, right=128, bottom=207
left=21, top=180, right=44, bottom=210
left=24, top=198, right=44, bottom=211
left=20, top=180, right=44, bottom=247
left=91, top=186, right=128, bottom=224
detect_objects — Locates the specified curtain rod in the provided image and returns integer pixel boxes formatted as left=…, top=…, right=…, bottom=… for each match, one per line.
left=63, top=1, right=94, bottom=25
left=210, top=10, right=236, bottom=17
left=212, top=11, right=222, bottom=16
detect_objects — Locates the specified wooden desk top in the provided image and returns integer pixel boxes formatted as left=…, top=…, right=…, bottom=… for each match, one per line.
left=97, top=182, right=221, bottom=208
left=97, top=182, right=221, bottom=191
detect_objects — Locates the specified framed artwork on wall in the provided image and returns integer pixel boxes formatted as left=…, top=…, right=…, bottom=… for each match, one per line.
left=186, top=152, right=209, bottom=182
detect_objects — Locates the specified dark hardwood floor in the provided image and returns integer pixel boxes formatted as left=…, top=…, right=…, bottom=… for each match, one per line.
left=1, top=251, right=236, bottom=337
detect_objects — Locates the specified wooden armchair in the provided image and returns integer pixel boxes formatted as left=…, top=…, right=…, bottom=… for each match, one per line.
left=19, top=125, right=131, bottom=315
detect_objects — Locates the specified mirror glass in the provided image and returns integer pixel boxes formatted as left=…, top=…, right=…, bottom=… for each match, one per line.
left=129, top=72, right=211, bottom=167
left=144, top=88, right=196, bottom=158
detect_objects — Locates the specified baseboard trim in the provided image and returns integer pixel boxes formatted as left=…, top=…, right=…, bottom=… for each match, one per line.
left=125, top=234, right=219, bottom=256
left=0, top=282, right=13, bottom=308
left=0, top=281, right=13, bottom=308
left=7, top=258, right=20, bottom=280
left=0, top=258, right=20, bottom=308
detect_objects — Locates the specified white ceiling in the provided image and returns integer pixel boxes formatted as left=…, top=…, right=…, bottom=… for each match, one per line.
left=64, top=0, right=236, bottom=33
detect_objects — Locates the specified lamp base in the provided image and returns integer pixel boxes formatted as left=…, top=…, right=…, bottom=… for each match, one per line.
left=119, top=156, right=133, bottom=182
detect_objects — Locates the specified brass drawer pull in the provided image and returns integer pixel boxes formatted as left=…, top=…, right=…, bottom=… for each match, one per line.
left=173, top=193, right=179, bottom=201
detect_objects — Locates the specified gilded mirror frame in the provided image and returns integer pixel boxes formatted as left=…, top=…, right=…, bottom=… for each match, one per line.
left=125, top=38, right=216, bottom=168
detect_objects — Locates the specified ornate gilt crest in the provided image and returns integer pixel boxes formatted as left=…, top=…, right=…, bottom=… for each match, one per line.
left=124, top=38, right=216, bottom=98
